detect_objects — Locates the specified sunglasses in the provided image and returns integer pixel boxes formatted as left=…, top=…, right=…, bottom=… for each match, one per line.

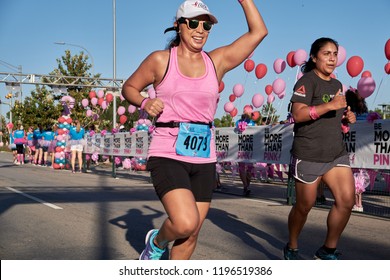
left=177, top=17, right=213, bottom=32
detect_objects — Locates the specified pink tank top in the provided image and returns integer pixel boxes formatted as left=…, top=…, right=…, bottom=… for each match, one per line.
left=148, top=46, right=219, bottom=163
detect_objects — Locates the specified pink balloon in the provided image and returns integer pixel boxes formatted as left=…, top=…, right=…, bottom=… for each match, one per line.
left=252, top=94, right=264, bottom=108
left=273, top=58, right=286, bottom=74
left=101, top=100, right=107, bottom=110
left=117, top=106, right=126, bottom=115
left=357, top=77, right=376, bottom=98
left=128, top=105, right=136, bottom=114
left=243, top=105, right=253, bottom=114
left=86, top=109, right=93, bottom=117
left=91, top=97, right=98, bottom=106
left=97, top=89, right=104, bottom=98
left=336, top=46, right=346, bottom=67
left=119, top=94, right=125, bottom=101
left=267, top=94, right=275, bottom=104
left=233, top=83, right=245, bottom=97
left=143, top=119, right=151, bottom=126
left=147, top=87, right=156, bottom=99
left=81, top=98, right=89, bottom=108
left=277, top=91, right=286, bottom=99
left=297, top=72, right=304, bottom=80
left=224, top=102, right=235, bottom=113
left=293, top=49, right=307, bottom=66
left=272, top=78, right=286, bottom=95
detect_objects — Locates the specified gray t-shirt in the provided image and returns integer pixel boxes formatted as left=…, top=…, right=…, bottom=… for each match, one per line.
left=290, top=70, right=347, bottom=162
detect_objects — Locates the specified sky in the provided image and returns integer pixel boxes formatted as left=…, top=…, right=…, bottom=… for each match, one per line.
left=1, top=0, right=389, bottom=122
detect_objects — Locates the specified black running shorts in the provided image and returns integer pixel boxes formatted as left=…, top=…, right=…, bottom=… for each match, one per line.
left=146, top=157, right=216, bottom=202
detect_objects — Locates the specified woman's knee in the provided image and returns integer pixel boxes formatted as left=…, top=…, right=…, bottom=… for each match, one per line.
left=172, top=215, right=200, bottom=238
left=294, top=200, right=314, bottom=216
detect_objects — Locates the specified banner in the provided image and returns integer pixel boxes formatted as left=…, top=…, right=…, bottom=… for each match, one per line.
left=84, top=121, right=390, bottom=170
left=215, top=125, right=293, bottom=164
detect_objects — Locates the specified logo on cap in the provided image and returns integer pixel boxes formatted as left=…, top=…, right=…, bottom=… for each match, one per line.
left=193, top=1, right=209, bottom=12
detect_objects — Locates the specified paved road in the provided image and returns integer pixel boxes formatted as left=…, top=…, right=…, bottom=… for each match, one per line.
left=0, top=151, right=389, bottom=260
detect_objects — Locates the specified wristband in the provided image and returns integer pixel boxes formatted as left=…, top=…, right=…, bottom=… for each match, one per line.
left=140, top=98, right=149, bottom=109
left=309, top=106, right=320, bottom=120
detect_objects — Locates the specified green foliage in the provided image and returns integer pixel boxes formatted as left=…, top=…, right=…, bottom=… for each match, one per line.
left=261, top=103, right=280, bottom=124
left=13, top=86, right=63, bottom=129
left=8, top=49, right=143, bottom=132
left=214, top=114, right=233, bottom=127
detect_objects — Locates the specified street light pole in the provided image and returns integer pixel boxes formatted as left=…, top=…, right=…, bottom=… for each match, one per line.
left=113, top=0, right=117, bottom=128
left=54, top=42, right=95, bottom=75
left=112, top=0, right=117, bottom=178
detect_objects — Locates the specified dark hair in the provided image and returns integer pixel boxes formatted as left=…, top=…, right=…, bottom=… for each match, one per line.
left=166, top=33, right=181, bottom=49
left=302, top=37, right=339, bottom=73
left=345, top=89, right=368, bottom=115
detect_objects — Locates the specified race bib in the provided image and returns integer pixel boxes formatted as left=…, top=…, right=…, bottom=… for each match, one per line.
left=176, top=123, right=211, bottom=158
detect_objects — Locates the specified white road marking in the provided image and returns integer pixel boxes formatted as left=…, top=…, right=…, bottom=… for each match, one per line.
left=6, top=187, right=63, bottom=210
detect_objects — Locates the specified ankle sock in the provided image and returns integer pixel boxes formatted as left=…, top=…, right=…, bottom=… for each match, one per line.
left=322, top=245, right=336, bottom=254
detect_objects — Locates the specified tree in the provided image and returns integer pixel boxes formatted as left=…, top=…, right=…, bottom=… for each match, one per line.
left=214, top=114, right=233, bottom=127
left=9, top=50, right=139, bottom=131
left=14, top=87, right=63, bottom=129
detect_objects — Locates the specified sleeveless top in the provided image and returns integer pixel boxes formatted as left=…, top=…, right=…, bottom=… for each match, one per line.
left=148, top=46, right=219, bottom=163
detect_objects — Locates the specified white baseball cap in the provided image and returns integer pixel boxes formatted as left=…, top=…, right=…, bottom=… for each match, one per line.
left=176, top=0, right=218, bottom=23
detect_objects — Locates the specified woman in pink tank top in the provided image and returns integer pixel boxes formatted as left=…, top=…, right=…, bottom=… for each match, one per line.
left=122, top=0, right=268, bottom=260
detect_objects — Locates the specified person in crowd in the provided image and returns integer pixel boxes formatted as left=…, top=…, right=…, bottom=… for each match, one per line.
left=50, top=124, right=59, bottom=168
left=40, top=126, right=56, bottom=167
left=33, top=125, right=43, bottom=165
left=7, top=124, right=17, bottom=164
left=122, top=0, right=267, bottom=260
left=26, top=126, right=35, bottom=164
left=283, top=37, right=356, bottom=260
left=235, top=113, right=255, bottom=196
left=69, top=120, right=85, bottom=173
left=84, top=124, right=96, bottom=172
left=345, top=88, right=368, bottom=121
left=345, top=88, right=370, bottom=212
left=13, top=124, right=26, bottom=165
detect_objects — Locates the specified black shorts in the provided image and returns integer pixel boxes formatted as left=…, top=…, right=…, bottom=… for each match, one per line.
left=290, top=154, right=351, bottom=184
left=146, top=157, right=216, bottom=202
left=16, top=144, right=24, bottom=154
